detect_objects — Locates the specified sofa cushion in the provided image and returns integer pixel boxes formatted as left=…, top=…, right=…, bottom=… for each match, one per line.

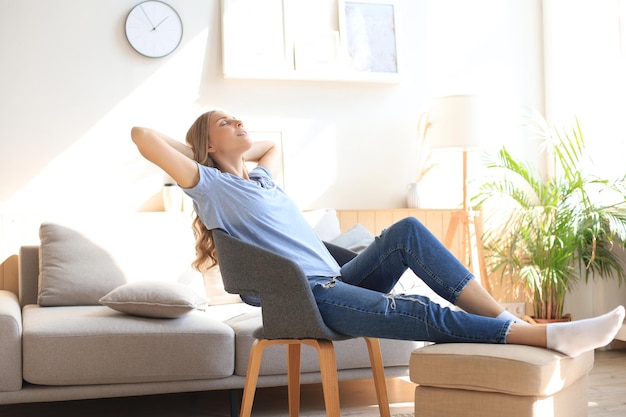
left=37, top=214, right=205, bottom=307
left=99, top=281, right=208, bottom=318
left=409, top=343, right=594, bottom=396
left=22, top=305, right=234, bottom=385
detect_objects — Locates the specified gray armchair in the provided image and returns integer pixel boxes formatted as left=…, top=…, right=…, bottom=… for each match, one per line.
left=213, top=229, right=390, bottom=417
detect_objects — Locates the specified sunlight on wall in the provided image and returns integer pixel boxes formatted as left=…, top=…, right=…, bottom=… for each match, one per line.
left=287, top=123, right=338, bottom=207
left=425, top=0, right=516, bottom=98
left=241, top=116, right=337, bottom=208
left=544, top=1, right=626, bottom=180
left=0, top=27, right=213, bottom=262
left=2, top=28, right=211, bottom=219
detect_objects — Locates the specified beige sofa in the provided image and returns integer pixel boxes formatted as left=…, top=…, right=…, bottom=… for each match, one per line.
left=0, top=212, right=423, bottom=411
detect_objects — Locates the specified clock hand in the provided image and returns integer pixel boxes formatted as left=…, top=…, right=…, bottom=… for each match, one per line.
left=153, top=16, right=170, bottom=30
left=140, top=5, right=156, bottom=30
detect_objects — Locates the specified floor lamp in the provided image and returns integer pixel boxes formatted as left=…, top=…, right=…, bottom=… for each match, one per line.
left=423, top=95, right=494, bottom=292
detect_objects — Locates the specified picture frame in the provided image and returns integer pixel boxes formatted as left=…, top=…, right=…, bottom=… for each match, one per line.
left=294, top=30, right=341, bottom=72
left=338, top=0, right=399, bottom=74
left=221, top=0, right=288, bottom=76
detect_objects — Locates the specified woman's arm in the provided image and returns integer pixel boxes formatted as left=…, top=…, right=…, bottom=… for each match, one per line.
left=244, top=140, right=282, bottom=178
left=131, top=127, right=199, bottom=188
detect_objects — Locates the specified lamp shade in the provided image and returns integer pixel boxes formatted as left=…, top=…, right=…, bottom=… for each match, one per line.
left=426, top=94, right=498, bottom=150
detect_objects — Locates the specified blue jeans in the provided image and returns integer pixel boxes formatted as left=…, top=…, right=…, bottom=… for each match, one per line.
left=310, top=217, right=511, bottom=344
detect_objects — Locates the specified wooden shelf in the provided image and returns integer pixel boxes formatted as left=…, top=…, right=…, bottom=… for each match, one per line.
left=222, top=70, right=400, bottom=83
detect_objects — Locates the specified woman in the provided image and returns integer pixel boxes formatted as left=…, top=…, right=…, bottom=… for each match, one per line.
left=132, top=110, right=624, bottom=358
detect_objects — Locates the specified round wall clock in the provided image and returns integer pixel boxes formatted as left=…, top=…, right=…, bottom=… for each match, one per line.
left=125, top=1, right=183, bottom=58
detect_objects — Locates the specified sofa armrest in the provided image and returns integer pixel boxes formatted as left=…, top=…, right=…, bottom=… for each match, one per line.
left=19, top=245, right=39, bottom=307
left=0, top=290, right=22, bottom=391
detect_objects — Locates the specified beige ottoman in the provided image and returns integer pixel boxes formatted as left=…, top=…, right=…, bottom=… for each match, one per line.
left=409, top=343, right=594, bottom=417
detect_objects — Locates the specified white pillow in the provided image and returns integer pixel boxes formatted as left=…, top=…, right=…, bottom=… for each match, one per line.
left=302, top=208, right=342, bottom=241
left=100, top=281, right=208, bottom=319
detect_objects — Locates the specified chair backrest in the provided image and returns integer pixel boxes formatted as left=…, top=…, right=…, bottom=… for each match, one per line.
left=213, top=229, right=353, bottom=340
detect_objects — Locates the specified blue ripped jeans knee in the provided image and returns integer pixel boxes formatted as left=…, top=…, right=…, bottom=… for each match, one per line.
left=310, top=217, right=510, bottom=344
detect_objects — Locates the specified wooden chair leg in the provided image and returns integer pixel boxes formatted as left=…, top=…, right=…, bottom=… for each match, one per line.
left=241, top=338, right=351, bottom=417
left=239, top=339, right=267, bottom=417
left=241, top=339, right=306, bottom=417
left=307, top=340, right=341, bottom=417
left=365, top=338, right=391, bottom=417
left=287, top=343, right=302, bottom=417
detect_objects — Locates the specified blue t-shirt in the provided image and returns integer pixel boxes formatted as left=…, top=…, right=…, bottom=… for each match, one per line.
left=182, top=164, right=341, bottom=277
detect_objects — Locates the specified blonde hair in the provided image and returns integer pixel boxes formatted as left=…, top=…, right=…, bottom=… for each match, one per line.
left=185, top=110, right=219, bottom=272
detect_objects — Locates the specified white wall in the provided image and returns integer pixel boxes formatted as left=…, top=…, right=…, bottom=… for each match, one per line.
left=543, top=0, right=626, bottom=180
left=0, top=1, right=543, bottom=224
left=543, top=0, right=626, bottom=317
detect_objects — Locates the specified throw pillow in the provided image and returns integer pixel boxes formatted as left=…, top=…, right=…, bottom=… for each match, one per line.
left=302, top=208, right=342, bottom=241
left=330, top=223, right=375, bottom=253
left=99, top=281, right=208, bottom=319
left=38, top=223, right=127, bottom=306
left=37, top=215, right=206, bottom=307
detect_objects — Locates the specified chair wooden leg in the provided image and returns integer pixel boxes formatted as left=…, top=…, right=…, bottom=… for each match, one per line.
left=241, top=339, right=306, bottom=417
left=241, top=339, right=346, bottom=417
left=239, top=339, right=267, bottom=417
left=287, top=343, right=302, bottom=417
left=307, top=340, right=341, bottom=417
left=365, top=337, right=391, bottom=417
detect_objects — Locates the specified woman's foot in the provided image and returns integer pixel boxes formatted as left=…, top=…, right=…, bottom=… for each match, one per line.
left=546, top=306, right=625, bottom=357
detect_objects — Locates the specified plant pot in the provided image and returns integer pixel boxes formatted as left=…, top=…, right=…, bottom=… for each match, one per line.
left=523, top=313, right=572, bottom=325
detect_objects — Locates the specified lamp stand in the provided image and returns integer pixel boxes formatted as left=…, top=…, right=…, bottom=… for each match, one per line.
left=443, top=150, right=490, bottom=293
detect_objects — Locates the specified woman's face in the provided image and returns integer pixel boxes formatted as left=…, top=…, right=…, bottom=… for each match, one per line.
left=207, top=111, right=252, bottom=156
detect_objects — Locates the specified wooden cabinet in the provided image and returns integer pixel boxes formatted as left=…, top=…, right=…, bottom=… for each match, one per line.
left=336, top=208, right=467, bottom=263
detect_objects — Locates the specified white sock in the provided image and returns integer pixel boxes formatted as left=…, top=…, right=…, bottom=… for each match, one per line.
left=546, top=306, right=625, bottom=357
left=497, top=309, right=529, bottom=325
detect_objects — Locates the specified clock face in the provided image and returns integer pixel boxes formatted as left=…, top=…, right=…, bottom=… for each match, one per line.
left=125, top=1, right=183, bottom=58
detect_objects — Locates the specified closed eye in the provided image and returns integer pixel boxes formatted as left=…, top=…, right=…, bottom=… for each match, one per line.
left=218, top=116, right=236, bottom=127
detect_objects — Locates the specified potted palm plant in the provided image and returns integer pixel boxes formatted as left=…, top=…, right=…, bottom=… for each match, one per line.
left=472, top=113, right=626, bottom=321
